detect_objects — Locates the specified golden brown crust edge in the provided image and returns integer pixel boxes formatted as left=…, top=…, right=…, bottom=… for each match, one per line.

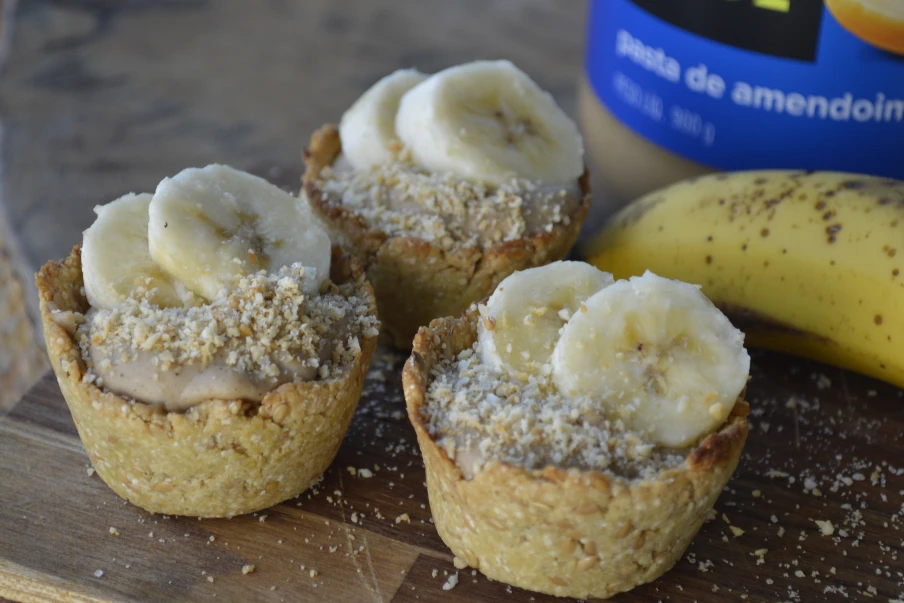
left=402, top=307, right=749, bottom=600
left=302, top=124, right=592, bottom=350
left=36, top=245, right=378, bottom=518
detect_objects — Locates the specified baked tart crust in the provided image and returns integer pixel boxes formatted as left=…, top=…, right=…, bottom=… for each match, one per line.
left=37, top=246, right=378, bottom=518
left=403, top=306, right=748, bottom=599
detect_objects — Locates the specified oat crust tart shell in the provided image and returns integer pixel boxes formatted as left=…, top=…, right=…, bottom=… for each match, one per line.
left=403, top=307, right=749, bottom=600
left=37, top=246, right=378, bottom=518
left=303, top=125, right=591, bottom=350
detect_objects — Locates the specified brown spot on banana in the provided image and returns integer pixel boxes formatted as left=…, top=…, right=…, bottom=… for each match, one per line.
left=840, top=179, right=868, bottom=190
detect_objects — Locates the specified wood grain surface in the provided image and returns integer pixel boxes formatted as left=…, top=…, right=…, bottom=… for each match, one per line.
left=1, top=348, right=902, bottom=602
left=1, top=1, right=903, bottom=602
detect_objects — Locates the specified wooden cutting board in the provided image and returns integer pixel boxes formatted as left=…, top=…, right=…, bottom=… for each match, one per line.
left=1, top=1, right=902, bottom=600
left=0, top=348, right=902, bottom=603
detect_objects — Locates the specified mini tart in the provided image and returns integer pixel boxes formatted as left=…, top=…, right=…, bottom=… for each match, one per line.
left=403, top=307, right=749, bottom=600
left=37, top=246, right=378, bottom=518
left=302, top=125, right=591, bottom=349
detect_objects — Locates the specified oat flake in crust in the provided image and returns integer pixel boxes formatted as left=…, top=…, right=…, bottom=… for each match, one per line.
left=403, top=306, right=749, bottom=600
left=37, top=246, right=378, bottom=518
left=302, top=125, right=591, bottom=349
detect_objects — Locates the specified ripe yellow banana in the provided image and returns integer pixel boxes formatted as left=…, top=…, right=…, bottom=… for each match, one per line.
left=584, top=170, right=904, bottom=388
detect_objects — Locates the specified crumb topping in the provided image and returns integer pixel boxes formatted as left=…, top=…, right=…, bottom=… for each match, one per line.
left=423, top=342, right=686, bottom=479
left=77, top=263, right=379, bottom=388
left=314, top=151, right=579, bottom=251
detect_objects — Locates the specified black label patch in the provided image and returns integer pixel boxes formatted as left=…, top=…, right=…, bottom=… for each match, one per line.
left=630, top=0, right=824, bottom=62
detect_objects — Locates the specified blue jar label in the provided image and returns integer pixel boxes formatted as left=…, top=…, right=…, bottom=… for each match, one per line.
left=585, top=0, right=904, bottom=178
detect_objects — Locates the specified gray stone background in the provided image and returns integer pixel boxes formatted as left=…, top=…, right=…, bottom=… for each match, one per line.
left=0, top=0, right=587, bottom=411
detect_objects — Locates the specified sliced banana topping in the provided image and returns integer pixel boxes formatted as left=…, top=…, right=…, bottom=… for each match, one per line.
left=148, top=164, right=331, bottom=300
left=339, top=68, right=427, bottom=171
left=552, top=272, right=749, bottom=448
left=395, top=60, right=583, bottom=187
left=82, top=193, right=201, bottom=309
left=478, top=261, right=613, bottom=376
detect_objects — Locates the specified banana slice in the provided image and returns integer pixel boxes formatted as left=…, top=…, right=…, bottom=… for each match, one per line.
left=552, top=272, right=749, bottom=448
left=395, top=60, right=583, bottom=187
left=82, top=193, right=200, bottom=309
left=148, top=165, right=331, bottom=300
left=478, top=261, right=613, bottom=376
left=339, top=68, right=427, bottom=171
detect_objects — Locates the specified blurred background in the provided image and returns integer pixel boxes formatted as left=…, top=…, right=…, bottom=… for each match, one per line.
left=0, top=0, right=586, bottom=411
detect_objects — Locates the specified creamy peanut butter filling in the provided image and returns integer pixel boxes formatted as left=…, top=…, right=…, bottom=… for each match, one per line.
left=87, top=348, right=298, bottom=411
left=63, top=264, right=378, bottom=411
left=84, top=331, right=333, bottom=411
left=314, top=152, right=583, bottom=251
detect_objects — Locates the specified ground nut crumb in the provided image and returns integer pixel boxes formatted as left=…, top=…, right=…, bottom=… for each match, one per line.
left=814, top=519, right=835, bottom=536
left=423, top=341, right=685, bottom=478
left=76, top=263, right=379, bottom=401
left=442, top=573, right=459, bottom=591
left=315, top=153, right=580, bottom=251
